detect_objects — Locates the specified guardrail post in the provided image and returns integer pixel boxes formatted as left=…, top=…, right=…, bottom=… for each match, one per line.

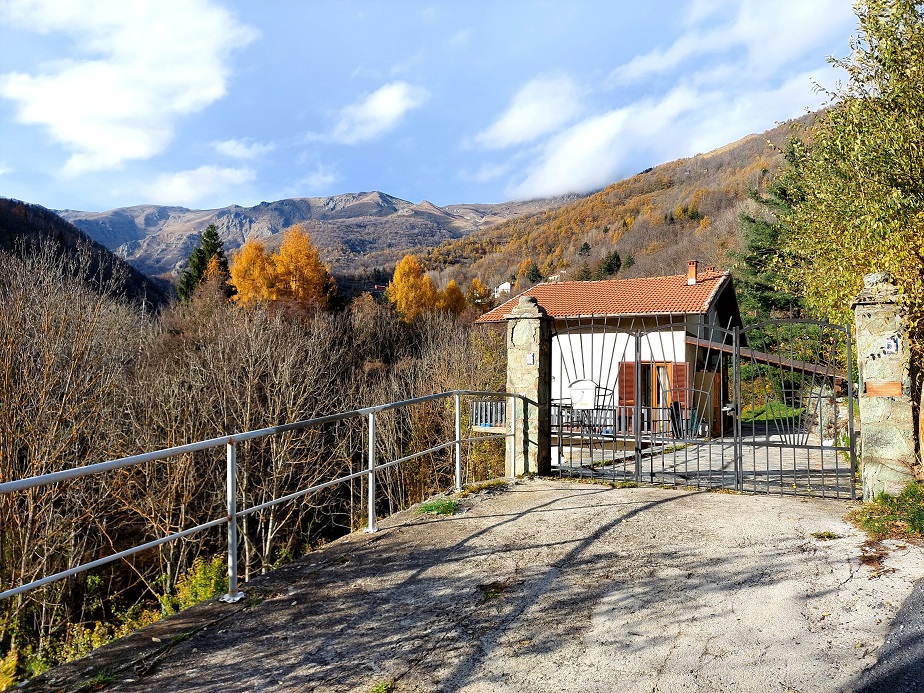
left=454, top=393, right=463, bottom=492
left=366, top=411, right=378, bottom=533
left=220, top=440, right=244, bottom=603
left=508, top=395, right=516, bottom=477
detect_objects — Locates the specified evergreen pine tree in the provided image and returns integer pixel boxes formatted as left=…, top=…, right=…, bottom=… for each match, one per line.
left=733, top=144, right=804, bottom=320
left=178, top=225, right=232, bottom=301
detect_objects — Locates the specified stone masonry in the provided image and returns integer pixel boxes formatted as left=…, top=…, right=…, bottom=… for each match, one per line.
left=505, top=296, right=551, bottom=476
left=853, top=273, right=916, bottom=500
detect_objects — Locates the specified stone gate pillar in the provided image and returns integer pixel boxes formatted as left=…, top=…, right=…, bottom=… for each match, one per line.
left=505, top=296, right=551, bottom=476
left=852, top=273, right=916, bottom=500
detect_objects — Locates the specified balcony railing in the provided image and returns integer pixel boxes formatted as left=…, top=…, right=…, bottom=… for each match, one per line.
left=0, top=390, right=523, bottom=605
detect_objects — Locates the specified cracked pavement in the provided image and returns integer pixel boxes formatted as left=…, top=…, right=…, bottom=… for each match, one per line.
left=23, top=480, right=924, bottom=692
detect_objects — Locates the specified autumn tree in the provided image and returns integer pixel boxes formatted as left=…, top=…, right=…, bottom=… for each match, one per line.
left=178, top=225, right=232, bottom=301
left=230, top=239, right=276, bottom=305
left=437, top=279, right=466, bottom=316
left=780, top=0, right=924, bottom=476
left=466, top=277, right=493, bottom=309
left=273, top=225, right=336, bottom=309
left=781, top=1, right=924, bottom=328
left=387, top=254, right=437, bottom=321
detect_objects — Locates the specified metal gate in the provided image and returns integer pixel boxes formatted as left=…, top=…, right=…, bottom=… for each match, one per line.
left=551, top=316, right=856, bottom=499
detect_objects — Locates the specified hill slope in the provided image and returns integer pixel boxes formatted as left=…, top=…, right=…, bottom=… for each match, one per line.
left=60, top=192, right=579, bottom=279
left=0, top=198, right=169, bottom=306
left=427, top=115, right=814, bottom=288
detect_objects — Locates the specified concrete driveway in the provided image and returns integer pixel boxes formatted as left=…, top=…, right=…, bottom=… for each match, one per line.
left=25, top=480, right=924, bottom=692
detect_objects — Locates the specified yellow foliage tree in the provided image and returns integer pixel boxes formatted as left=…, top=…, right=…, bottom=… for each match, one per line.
left=437, top=279, right=466, bottom=316
left=230, top=239, right=276, bottom=305
left=274, top=225, right=335, bottom=309
left=466, top=277, right=492, bottom=307
left=388, top=254, right=437, bottom=321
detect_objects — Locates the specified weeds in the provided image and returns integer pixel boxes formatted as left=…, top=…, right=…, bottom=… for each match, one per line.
left=369, top=681, right=394, bottom=693
left=77, top=670, right=116, bottom=692
left=848, top=481, right=924, bottom=539
left=811, top=531, right=842, bottom=540
left=0, top=649, right=16, bottom=692
left=418, top=498, right=458, bottom=515
left=457, top=479, right=508, bottom=498
left=478, top=580, right=510, bottom=600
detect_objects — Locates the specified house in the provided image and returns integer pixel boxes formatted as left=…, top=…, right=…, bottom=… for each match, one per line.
left=492, top=281, right=512, bottom=299
left=476, top=261, right=742, bottom=438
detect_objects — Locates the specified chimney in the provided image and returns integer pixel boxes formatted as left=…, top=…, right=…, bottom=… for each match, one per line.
left=687, top=260, right=698, bottom=285
left=705, top=265, right=716, bottom=273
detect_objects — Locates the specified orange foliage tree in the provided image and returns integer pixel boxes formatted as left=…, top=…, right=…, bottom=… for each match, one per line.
left=274, top=225, right=335, bottom=308
left=229, top=226, right=335, bottom=310
left=230, top=239, right=276, bottom=305
left=437, top=279, right=466, bottom=316
left=387, top=254, right=437, bottom=321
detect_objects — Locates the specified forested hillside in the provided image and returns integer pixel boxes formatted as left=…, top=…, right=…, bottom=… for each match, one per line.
left=0, top=198, right=169, bottom=307
left=427, top=115, right=815, bottom=290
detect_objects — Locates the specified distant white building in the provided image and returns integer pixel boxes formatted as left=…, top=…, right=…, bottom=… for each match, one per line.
left=492, top=281, right=512, bottom=299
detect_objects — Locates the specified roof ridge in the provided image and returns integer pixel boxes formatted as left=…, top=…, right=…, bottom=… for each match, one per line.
left=475, top=269, right=730, bottom=324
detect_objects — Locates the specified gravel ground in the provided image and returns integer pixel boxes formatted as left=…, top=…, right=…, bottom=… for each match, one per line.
left=21, top=479, right=924, bottom=693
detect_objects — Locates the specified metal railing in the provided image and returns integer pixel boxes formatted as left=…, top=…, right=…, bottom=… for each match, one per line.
left=0, top=390, right=523, bottom=604
left=470, top=398, right=507, bottom=429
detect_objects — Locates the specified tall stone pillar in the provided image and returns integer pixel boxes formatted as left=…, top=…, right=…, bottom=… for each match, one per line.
left=852, top=273, right=916, bottom=500
left=505, top=296, right=551, bottom=476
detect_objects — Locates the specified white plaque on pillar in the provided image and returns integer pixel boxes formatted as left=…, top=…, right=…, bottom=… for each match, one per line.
left=526, top=352, right=535, bottom=365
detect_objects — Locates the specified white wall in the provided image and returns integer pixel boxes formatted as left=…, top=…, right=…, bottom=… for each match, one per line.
left=551, top=329, right=686, bottom=405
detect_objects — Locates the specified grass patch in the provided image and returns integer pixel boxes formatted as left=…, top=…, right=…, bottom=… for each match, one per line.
left=811, top=531, right=842, bottom=541
left=740, top=401, right=804, bottom=425
left=848, top=481, right=924, bottom=539
left=418, top=498, right=458, bottom=516
left=457, top=479, right=508, bottom=498
left=77, top=670, right=116, bottom=692
left=478, top=580, right=510, bottom=600
left=368, top=681, right=394, bottom=693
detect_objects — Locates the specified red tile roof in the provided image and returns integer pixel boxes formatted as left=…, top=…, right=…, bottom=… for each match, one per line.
left=476, top=270, right=731, bottom=323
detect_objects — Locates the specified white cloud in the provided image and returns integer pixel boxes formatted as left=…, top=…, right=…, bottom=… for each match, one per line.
left=507, top=110, right=630, bottom=200
left=475, top=74, right=582, bottom=149
left=611, top=0, right=853, bottom=85
left=212, top=138, right=275, bottom=160
left=0, top=163, right=11, bottom=176
left=459, top=162, right=511, bottom=184
left=496, top=0, right=854, bottom=201
left=329, top=81, right=429, bottom=144
left=142, top=165, right=255, bottom=206
left=508, top=87, right=700, bottom=200
left=0, top=0, right=258, bottom=174
left=294, top=165, right=340, bottom=194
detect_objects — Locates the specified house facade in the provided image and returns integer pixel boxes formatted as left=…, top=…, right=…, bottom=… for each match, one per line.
left=476, top=261, right=742, bottom=438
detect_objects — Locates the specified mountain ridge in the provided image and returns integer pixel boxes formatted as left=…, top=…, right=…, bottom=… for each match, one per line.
left=59, top=193, right=582, bottom=278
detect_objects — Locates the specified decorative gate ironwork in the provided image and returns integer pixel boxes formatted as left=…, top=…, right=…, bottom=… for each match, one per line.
left=551, top=316, right=856, bottom=499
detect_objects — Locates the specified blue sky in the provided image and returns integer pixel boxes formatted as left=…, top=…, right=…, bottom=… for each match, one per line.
left=0, top=0, right=857, bottom=212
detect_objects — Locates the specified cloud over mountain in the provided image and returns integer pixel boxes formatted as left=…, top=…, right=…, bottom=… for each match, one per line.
left=329, top=81, right=430, bottom=145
